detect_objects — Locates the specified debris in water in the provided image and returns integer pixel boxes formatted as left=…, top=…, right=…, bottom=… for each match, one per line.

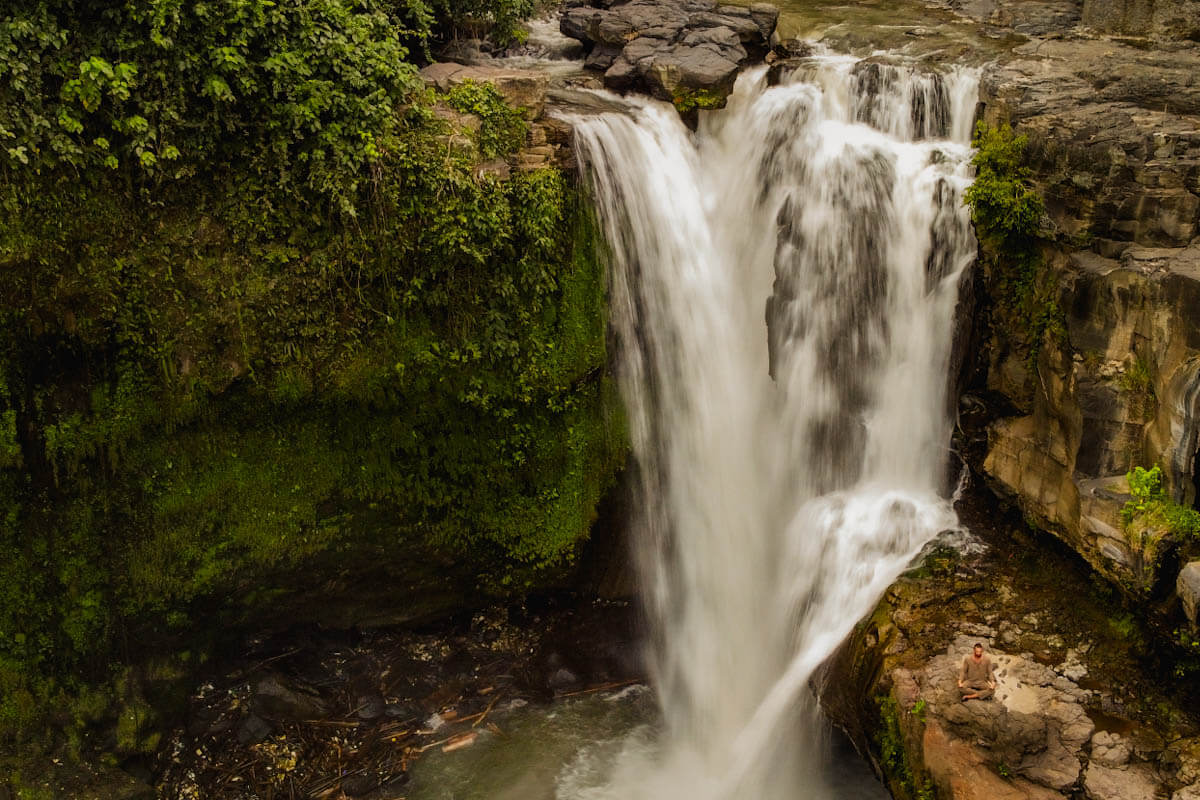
left=442, top=731, right=479, bottom=752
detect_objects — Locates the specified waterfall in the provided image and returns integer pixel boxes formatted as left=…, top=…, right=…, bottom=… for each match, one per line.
left=562, top=56, right=979, bottom=800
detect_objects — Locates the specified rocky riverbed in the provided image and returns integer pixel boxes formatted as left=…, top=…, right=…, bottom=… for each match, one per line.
left=155, top=596, right=642, bottom=799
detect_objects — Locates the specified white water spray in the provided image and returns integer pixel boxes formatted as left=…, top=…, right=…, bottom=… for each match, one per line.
left=562, top=57, right=979, bottom=799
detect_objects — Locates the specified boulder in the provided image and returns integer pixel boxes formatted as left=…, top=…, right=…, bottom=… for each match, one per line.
left=1175, top=784, right=1200, bottom=800
left=643, top=46, right=741, bottom=99
left=748, top=3, right=780, bottom=39
left=419, top=63, right=550, bottom=119
left=559, top=0, right=778, bottom=106
left=438, top=38, right=490, bottom=66
left=1175, top=737, right=1200, bottom=786
left=923, top=719, right=1068, bottom=800
left=1082, top=763, right=1161, bottom=800
left=1089, top=731, right=1131, bottom=768
left=252, top=674, right=330, bottom=721
left=1179, top=561, right=1200, bottom=628
left=235, top=713, right=272, bottom=745
left=1020, top=729, right=1082, bottom=791
left=883, top=637, right=1110, bottom=795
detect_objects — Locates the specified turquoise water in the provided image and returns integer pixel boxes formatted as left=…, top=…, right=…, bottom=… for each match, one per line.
left=407, top=686, right=888, bottom=799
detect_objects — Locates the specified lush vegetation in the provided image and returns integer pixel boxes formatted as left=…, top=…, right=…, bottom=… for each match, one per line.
left=0, top=0, right=624, bottom=765
left=670, top=87, right=727, bottom=114
left=876, top=695, right=934, bottom=800
left=966, top=122, right=1061, bottom=368
left=1121, top=466, right=1200, bottom=537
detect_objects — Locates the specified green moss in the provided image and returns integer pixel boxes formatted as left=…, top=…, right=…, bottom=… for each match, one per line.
left=966, top=122, right=1062, bottom=369
left=114, top=696, right=158, bottom=758
left=1121, top=465, right=1200, bottom=537
left=876, top=694, right=933, bottom=799
left=671, top=88, right=727, bottom=114
left=0, top=0, right=629, bottom=772
left=446, top=80, right=530, bottom=158
left=0, top=114, right=625, bottom=761
left=903, top=544, right=960, bottom=580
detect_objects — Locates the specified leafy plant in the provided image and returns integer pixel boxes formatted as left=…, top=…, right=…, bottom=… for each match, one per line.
left=1118, top=358, right=1153, bottom=395
left=671, top=88, right=727, bottom=114
left=966, top=123, right=1043, bottom=250
left=446, top=80, right=529, bottom=158
left=965, top=122, right=1061, bottom=368
left=1173, top=628, right=1200, bottom=678
left=1121, top=465, right=1200, bottom=536
left=1, top=0, right=424, bottom=218
left=426, top=0, right=535, bottom=45
left=877, top=695, right=928, bottom=800
left=1117, top=357, right=1156, bottom=419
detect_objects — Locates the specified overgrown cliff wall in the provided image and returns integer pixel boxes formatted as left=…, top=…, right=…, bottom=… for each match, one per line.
left=0, top=4, right=625, bottom=771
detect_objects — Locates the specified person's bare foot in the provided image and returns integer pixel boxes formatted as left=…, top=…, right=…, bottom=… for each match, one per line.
left=962, top=693, right=978, bottom=701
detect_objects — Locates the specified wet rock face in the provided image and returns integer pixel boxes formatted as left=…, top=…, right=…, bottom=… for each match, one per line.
left=981, top=39, right=1200, bottom=250
left=560, top=0, right=778, bottom=104
left=1081, top=0, right=1200, bottom=40
left=976, top=27, right=1200, bottom=620
left=1179, top=561, right=1200, bottom=629
left=980, top=241, right=1200, bottom=598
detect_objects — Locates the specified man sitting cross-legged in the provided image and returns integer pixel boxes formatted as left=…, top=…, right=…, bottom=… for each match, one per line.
left=958, top=642, right=996, bottom=701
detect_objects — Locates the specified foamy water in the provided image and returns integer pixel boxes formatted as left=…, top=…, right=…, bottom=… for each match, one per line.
left=564, top=58, right=978, bottom=799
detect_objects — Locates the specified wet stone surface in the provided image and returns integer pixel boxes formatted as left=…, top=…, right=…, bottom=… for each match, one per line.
left=156, top=597, right=641, bottom=799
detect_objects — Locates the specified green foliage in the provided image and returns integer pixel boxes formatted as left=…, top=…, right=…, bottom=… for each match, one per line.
left=427, top=0, right=535, bottom=45
left=1117, top=357, right=1156, bottom=419
left=1121, top=465, right=1200, bottom=536
left=877, top=695, right=932, bottom=800
left=671, top=88, right=726, bottom=113
left=966, top=122, right=1061, bottom=368
left=1118, top=358, right=1153, bottom=395
left=1172, top=628, right=1200, bottom=678
left=1107, top=611, right=1140, bottom=640
left=446, top=80, right=529, bottom=158
left=1125, top=465, right=1164, bottom=521
left=1, top=0, right=423, bottom=218
left=966, top=123, right=1043, bottom=250
left=0, top=0, right=622, bottom=759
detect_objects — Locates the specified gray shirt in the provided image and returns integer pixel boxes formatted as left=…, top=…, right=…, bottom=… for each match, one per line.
left=960, top=654, right=995, bottom=684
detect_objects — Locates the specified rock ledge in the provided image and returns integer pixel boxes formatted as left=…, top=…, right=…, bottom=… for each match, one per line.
left=559, top=0, right=778, bottom=106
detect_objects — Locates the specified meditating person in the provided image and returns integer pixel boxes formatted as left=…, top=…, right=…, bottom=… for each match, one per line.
left=958, top=642, right=996, bottom=701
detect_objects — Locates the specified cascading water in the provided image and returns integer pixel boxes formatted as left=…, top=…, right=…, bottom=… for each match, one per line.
left=560, top=56, right=979, bottom=799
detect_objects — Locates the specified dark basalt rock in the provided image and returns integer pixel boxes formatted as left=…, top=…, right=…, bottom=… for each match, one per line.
left=251, top=673, right=331, bottom=721
left=560, top=0, right=779, bottom=106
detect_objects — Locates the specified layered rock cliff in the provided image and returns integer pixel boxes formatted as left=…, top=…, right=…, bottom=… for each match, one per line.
left=972, top=21, right=1200, bottom=617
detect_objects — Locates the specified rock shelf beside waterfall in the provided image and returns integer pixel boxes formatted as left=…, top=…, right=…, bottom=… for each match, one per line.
left=821, top=490, right=1200, bottom=800
left=559, top=0, right=779, bottom=105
